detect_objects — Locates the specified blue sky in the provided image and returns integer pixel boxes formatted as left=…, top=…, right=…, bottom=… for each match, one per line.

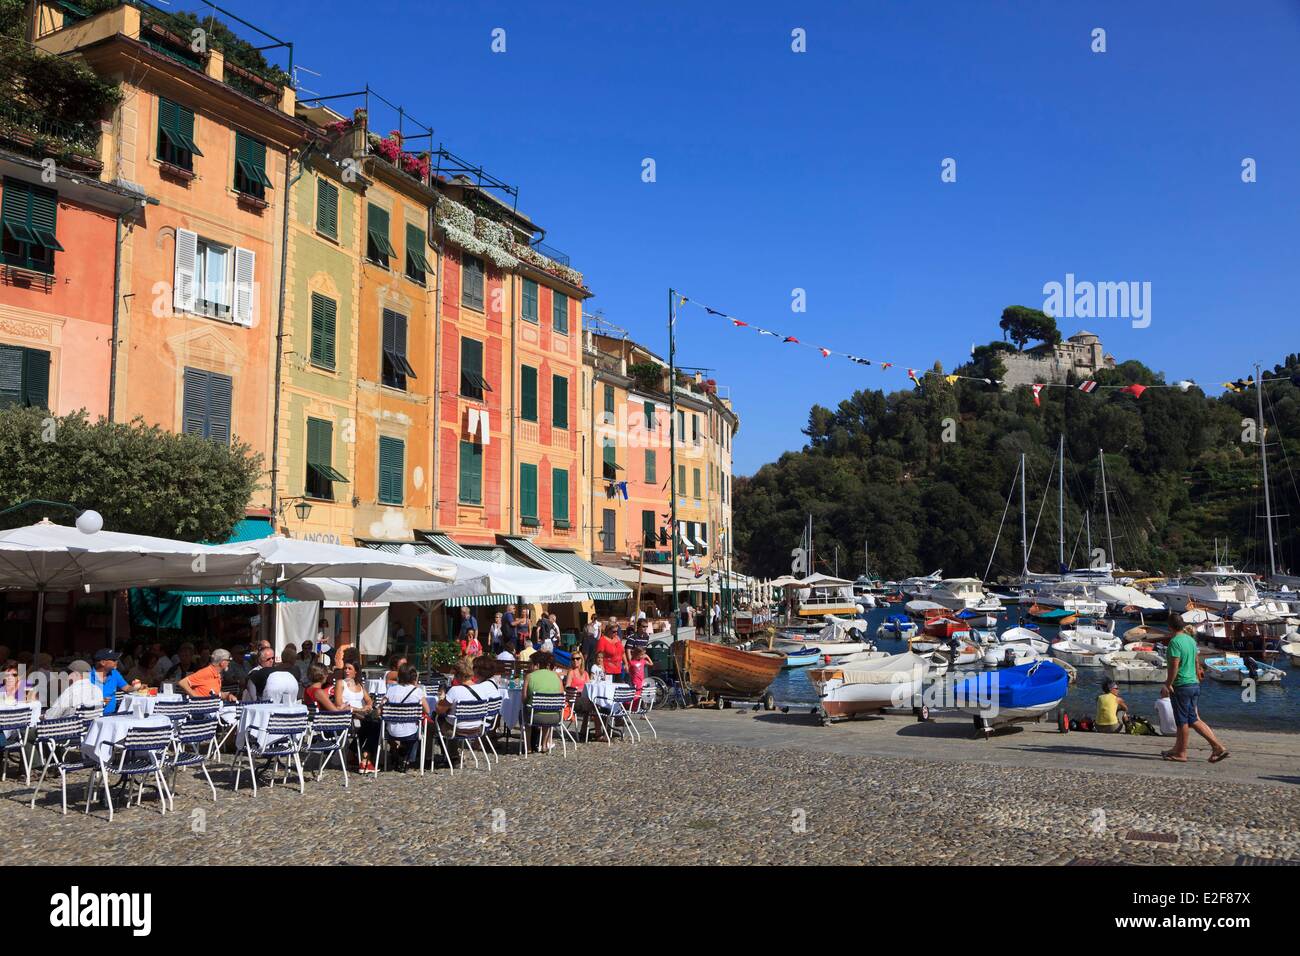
left=214, top=0, right=1299, bottom=474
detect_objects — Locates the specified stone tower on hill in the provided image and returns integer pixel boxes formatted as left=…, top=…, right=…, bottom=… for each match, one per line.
left=999, top=330, right=1116, bottom=389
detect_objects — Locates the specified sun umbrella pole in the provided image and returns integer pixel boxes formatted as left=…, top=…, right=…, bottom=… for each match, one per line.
left=33, top=590, right=45, bottom=657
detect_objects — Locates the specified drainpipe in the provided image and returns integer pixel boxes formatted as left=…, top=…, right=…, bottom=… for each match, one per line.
left=270, top=146, right=304, bottom=517
left=107, top=211, right=124, bottom=422
left=509, top=272, right=517, bottom=535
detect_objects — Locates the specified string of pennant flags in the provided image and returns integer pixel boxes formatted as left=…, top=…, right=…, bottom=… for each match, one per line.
left=672, top=293, right=1298, bottom=406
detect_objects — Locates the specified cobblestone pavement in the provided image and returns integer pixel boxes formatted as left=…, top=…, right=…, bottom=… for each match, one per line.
left=4, top=711, right=1297, bottom=865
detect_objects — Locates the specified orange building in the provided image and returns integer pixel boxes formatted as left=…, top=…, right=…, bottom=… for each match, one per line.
left=36, top=3, right=306, bottom=511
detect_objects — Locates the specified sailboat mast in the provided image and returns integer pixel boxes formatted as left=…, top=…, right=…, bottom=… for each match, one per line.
left=1085, top=510, right=1092, bottom=558
left=1257, top=363, right=1277, bottom=579
left=1020, top=452, right=1028, bottom=580
left=1100, top=448, right=1115, bottom=569
left=1058, top=435, right=1065, bottom=573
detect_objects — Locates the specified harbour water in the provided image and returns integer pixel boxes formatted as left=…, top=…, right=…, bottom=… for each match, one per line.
left=769, top=606, right=1298, bottom=733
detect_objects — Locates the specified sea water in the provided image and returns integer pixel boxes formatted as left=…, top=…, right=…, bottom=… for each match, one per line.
left=768, top=605, right=1297, bottom=733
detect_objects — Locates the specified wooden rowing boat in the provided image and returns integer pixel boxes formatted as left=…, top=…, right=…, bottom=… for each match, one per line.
left=673, top=639, right=783, bottom=699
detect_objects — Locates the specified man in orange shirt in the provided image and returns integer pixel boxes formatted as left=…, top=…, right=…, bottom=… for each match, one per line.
left=178, top=648, right=238, bottom=702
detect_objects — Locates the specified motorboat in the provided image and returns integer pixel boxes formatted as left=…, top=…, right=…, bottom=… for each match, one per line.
left=925, top=578, right=1004, bottom=612
left=967, top=628, right=999, bottom=647
left=1203, top=654, right=1285, bottom=684
left=898, top=570, right=943, bottom=598
left=983, top=642, right=1039, bottom=667
left=1049, top=638, right=1108, bottom=667
left=780, top=647, right=823, bottom=668
left=810, top=651, right=933, bottom=723
left=956, top=610, right=999, bottom=628
left=1284, top=642, right=1300, bottom=667
left=953, top=660, right=1070, bottom=733
left=1151, top=567, right=1288, bottom=615
left=774, top=618, right=873, bottom=660
left=877, top=613, right=918, bottom=639
left=923, top=615, right=969, bottom=639
left=932, top=640, right=984, bottom=667
left=1027, top=605, right=1077, bottom=625
left=1019, top=581, right=1107, bottom=618
left=1096, top=583, right=1166, bottom=617
left=792, top=574, right=861, bottom=618
left=1056, top=625, right=1122, bottom=653
left=904, top=599, right=947, bottom=619
left=1100, top=650, right=1168, bottom=683
left=998, top=626, right=1050, bottom=654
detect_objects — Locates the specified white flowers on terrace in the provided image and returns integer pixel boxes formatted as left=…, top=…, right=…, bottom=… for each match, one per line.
left=434, top=195, right=584, bottom=288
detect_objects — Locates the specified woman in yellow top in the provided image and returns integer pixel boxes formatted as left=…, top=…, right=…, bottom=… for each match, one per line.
left=1095, top=678, right=1129, bottom=732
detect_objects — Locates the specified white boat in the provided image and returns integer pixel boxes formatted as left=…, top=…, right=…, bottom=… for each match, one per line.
left=898, top=570, right=943, bottom=598
left=998, top=626, right=1050, bottom=654
left=1017, top=578, right=1108, bottom=617
left=1049, top=639, right=1107, bottom=668
left=774, top=618, right=872, bottom=660
left=877, top=614, right=918, bottom=639
left=792, top=574, right=861, bottom=618
left=983, top=643, right=1040, bottom=667
left=1096, top=583, right=1165, bottom=614
left=1284, top=642, right=1300, bottom=667
left=933, top=641, right=984, bottom=667
left=1151, top=567, right=1287, bottom=615
left=1204, top=654, right=1285, bottom=684
left=809, top=651, right=933, bottom=723
left=1100, top=650, right=1167, bottom=683
left=925, top=578, right=1004, bottom=612
left=1056, top=626, right=1122, bottom=653
left=904, top=599, right=946, bottom=619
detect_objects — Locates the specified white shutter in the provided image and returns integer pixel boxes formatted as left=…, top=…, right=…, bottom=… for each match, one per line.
left=174, top=228, right=198, bottom=313
left=233, top=246, right=255, bottom=326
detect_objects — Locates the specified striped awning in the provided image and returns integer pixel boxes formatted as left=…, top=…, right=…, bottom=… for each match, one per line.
left=502, top=537, right=632, bottom=601
left=411, top=535, right=581, bottom=606
left=417, top=532, right=474, bottom=559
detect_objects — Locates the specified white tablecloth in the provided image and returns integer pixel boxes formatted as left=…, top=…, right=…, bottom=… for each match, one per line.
left=498, top=684, right=523, bottom=730
left=586, top=681, right=628, bottom=710
left=80, top=714, right=171, bottom=764
left=236, top=702, right=308, bottom=750
left=114, top=693, right=183, bottom=718
left=365, top=678, right=388, bottom=697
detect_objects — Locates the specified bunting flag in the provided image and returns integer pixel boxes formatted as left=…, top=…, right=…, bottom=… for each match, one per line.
left=880, top=362, right=894, bottom=370
left=1176, top=380, right=1195, bottom=392
left=1032, top=383, right=1044, bottom=407
left=756, top=327, right=777, bottom=337
left=1078, top=380, right=1098, bottom=393
left=1120, top=383, right=1147, bottom=399
left=847, top=356, right=871, bottom=366
left=783, top=336, right=800, bottom=344
left=907, top=368, right=921, bottom=387
left=731, top=319, right=747, bottom=327
left=819, top=348, right=831, bottom=358
left=945, top=374, right=960, bottom=384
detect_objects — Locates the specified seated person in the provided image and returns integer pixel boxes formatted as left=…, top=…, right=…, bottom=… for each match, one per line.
left=1095, top=678, right=1129, bottom=733
left=242, top=646, right=277, bottom=702
left=496, top=639, right=517, bottom=663
left=522, top=651, right=565, bottom=750
left=383, top=663, right=429, bottom=771
left=434, top=659, right=486, bottom=759
left=383, top=654, right=407, bottom=686
left=0, top=662, right=34, bottom=704
left=177, top=648, right=239, bottom=702
left=303, top=663, right=347, bottom=711
left=262, top=664, right=300, bottom=705
left=45, top=661, right=104, bottom=717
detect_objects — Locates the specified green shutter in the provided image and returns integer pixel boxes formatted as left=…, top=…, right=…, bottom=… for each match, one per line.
left=693, top=468, right=701, bottom=498
left=0, top=345, right=48, bottom=408
left=367, top=204, right=395, bottom=259
left=2, top=179, right=60, bottom=272
left=378, top=436, right=404, bottom=504
left=520, top=462, right=538, bottom=521
left=645, top=449, right=656, bottom=485
left=405, top=223, right=432, bottom=279
left=678, top=463, right=686, bottom=493
left=27, top=186, right=60, bottom=251
left=552, top=291, right=568, bottom=334
left=461, top=254, right=484, bottom=310
left=316, top=178, right=338, bottom=239
left=460, top=337, right=483, bottom=398
left=307, top=417, right=330, bottom=468
left=552, top=467, right=569, bottom=523
left=158, top=98, right=201, bottom=160
left=310, top=293, right=336, bottom=370
left=182, top=367, right=208, bottom=437
left=520, top=365, right=537, bottom=422
left=644, top=400, right=655, bottom=431
left=604, top=384, right=614, bottom=415
left=603, top=439, right=616, bottom=479
left=234, top=132, right=272, bottom=191
left=552, top=374, right=568, bottom=429
left=641, top=510, right=655, bottom=547
left=458, top=439, right=482, bottom=504
left=522, top=279, right=538, bottom=322
left=0, top=346, right=22, bottom=407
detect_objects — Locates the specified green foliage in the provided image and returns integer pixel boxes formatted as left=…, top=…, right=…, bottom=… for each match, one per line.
left=0, top=408, right=262, bottom=542
left=424, top=640, right=461, bottom=672
left=735, top=354, right=1300, bottom=583
left=628, top=362, right=664, bottom=394
left=999, top=305, right=1061, bottom=351
left=0, top=40, right=122, bottom=153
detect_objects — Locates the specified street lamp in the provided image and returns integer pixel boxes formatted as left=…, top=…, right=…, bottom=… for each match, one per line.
left=278, top=497, right=313, bottom=523
left=0, top=499, right=102, bottom=534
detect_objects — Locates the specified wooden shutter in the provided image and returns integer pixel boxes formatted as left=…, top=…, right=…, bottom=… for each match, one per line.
left=552, top=467, right=569, bottom=522
left=232, top=247, right=255, bottom=326
left=603, top=439, right=616, bottom=479
left=0, top=345, right=23, bottom=406
left=28, top=186, right=60, bottom=251
left=645, top=449, right=656, bottom=485
left=207, top=372, right=232, bottom=443
left=642, top=510, right=655, bottom=546
left=519, top=463, right=538, bottom=519
left=693, top=468, right=701, bottom=498
left=458, top=439, right=481, bottom=504
left=181, top=368, right=208, bottom=437
left=18, top=347, right=49, bottom=408
left=174, top=228, right=198, bottom=312
left=310, top=293, right=336, bottom=369
left=378, top=436, right=404, bottom=504
left=460, top=337, right=482, bottom=397
left=307, top=417, right=330, bottom=467
left=522, top=279, right=537, bottom=322
left=552, top=290, right=568, bottom=333
left=520, top=365, right=537, bottom=421
left=552, top=374, right=568, bottom=429
left=316, top=179, right=338, bottom=238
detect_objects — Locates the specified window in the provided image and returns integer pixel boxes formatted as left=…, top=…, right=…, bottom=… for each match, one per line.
left=603, top=383, right=614, bottom=422
left=521, top=278, right=538, bottom=323
left=181, top=367, right=232, bottom=443
left=1, top=178, right=61, bottom=274
left=552, top=374, right=568, bottom=429
left=157, top=98, right=201, bottom=170
left=692, top=414, right=699, bottom=443
left=641, top=510, right=656, bottom=549
left=552, top=290, right=568, bottom=334
left=699, top=521, right=708, bottom=556
left=678, top=463, right=686, bottom=494
left=315, top=178, right=338, bottom=239
left=520, top=462, right=538, bottom=526
left=309, top=293, right=336, bottom=370
left=366, top=204, right=395, bottom=266
left=378, top=436, right=404, bottom=505
left=677, top=410, right=685, bottom=440
left=643, top=400, right=655, bottom=433
left=644, top=449, right=656, bottom=485
left=173, top=230, right=255, bottom=325
left=602, top=439, right=617, bottom=481
left=233, top=132, right=272, bottom=200
left=520, top=364, right=538, bottom=421
left=0, top=345, right=49, bottom=408
left=601, top=509, right=616, bottom=552
left=405, top=223, right=432, bottom=283
left=552, top=467, right=570, bottom=527
left=306, top=416, right=348, bottom=500
left=693, top=468, right=701, bottom=499
left=195, top=239, right=229, bottom=317
left=460, top=337, right=489, bottom=400
left=381, top=309, right=415, bottom=389
left=458, top=439, right=482, bottom=504
left=462, top=253, right=484, bottom=311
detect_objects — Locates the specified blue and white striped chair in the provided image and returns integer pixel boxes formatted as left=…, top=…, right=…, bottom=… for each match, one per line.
left=625, top=683, right=657, bottom=740
left=304, top=711, right=351, bottom=788
left=233, top=712, right=309, bottom=796
left=433, top=700, right=490, bottom=774
left=167, top=718, right=219, bottom=807
left=0, top=707, right=34, bottom=784
left=480, top=695, right=503, bottom=765
left=377, top=702, right=426, bottom=776
left=28, top=716, right=94, bottom=813
left=186, top=697, right=223, bottom=724
left=102, top=725, right=174, bottom=821
left=154, top=699, right=190, bottom=726
left=521, top=693, right=573, bottom=757
left=215, top=700, right=242, bottom=759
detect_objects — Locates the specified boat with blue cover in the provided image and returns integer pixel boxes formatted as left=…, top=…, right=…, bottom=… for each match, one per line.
left=952, top=660, right=1070, bottom=735
left=876, top=613, right=918, bottom=638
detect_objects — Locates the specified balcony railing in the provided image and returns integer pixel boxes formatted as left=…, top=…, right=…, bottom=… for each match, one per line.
left=529, top=238, right=569, bottom=267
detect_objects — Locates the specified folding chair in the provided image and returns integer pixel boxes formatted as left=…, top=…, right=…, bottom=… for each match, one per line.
left=233, top=712, right=309, bottom=796
left=216, top=701, right=242, bottom=758
left=102, top=726, right=174, bottom=821
left=186, top=697, right=223, bottom=724
left=304, top=711, right=351, bottom=788
left=28, top=715, right=95, bottom=813
left=0, top=707, right=34, bottom=784
left=585, top=686, right=635, bottom=746
left=376, top=702, right=425, bottom=776
left=154, top=699, right=190, bottom=726
left=521, top=693, right=574, bottom=757
left=167, top=718, right=219, bottom=807
left=433, top=700, right=490, bottom=775
left=480, top=696, right=503, bottom=766
left=626, top=682, right=657, bottom=740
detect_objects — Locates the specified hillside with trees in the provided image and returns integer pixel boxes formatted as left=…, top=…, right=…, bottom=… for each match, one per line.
left=734, top=319, right=1300, bottom=583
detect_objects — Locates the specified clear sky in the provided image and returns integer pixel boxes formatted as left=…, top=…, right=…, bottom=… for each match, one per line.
left=212, top=0, right=1299, bottom=474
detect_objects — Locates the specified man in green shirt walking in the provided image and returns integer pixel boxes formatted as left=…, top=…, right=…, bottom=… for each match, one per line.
left=1162, top=620, right=1229, bottom=763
